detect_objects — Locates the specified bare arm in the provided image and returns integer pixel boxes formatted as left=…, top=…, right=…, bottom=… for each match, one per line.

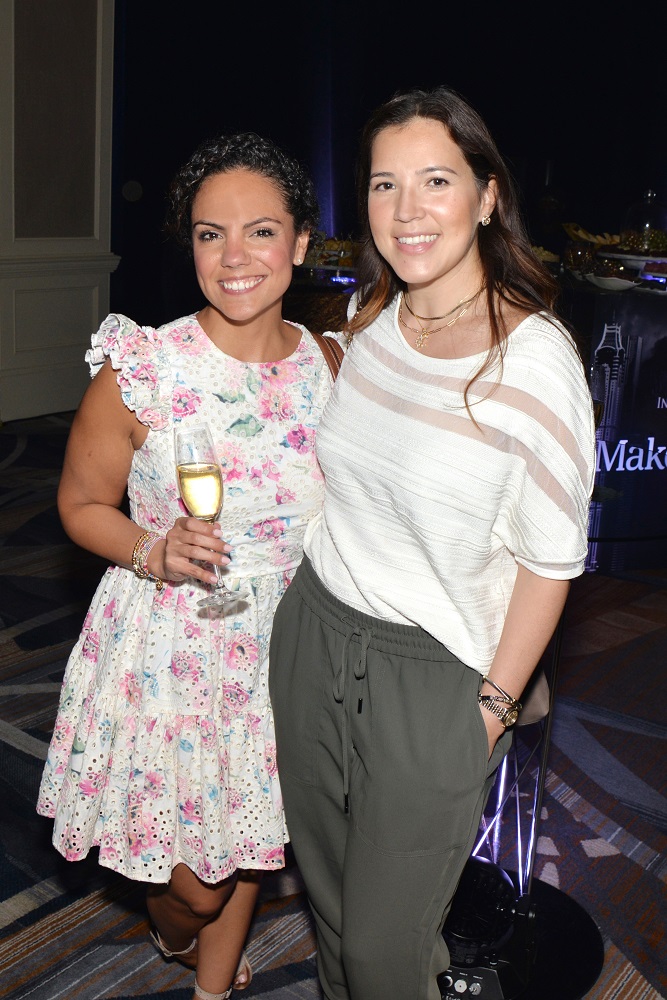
left=479, top=565, right=570, bottom=751
left=58, top=360, right=229, bottom=586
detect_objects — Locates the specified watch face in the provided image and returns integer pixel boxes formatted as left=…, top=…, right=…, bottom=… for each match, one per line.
left=506, top=709, right=519, bottom=726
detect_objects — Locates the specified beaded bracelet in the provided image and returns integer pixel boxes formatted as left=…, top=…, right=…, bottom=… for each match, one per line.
left=131, top=531, right=164, bottom=590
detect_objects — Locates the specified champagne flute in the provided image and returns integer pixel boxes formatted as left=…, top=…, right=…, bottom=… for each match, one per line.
left=174, top=423, right=248, bottom=609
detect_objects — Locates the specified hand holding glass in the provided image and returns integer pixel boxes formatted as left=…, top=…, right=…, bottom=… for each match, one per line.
left=175, top=424, right=247, bottom=608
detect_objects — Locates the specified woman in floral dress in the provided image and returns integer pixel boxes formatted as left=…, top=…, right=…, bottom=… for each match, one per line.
left=37, top=134, right=338, bottom=1000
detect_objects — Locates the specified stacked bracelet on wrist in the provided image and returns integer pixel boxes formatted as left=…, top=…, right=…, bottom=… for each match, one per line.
left=477, top=676, right=522, bottom=729
left=481, top=677, right=521, bottom=706
left=131, top=531, right=164, bottom=590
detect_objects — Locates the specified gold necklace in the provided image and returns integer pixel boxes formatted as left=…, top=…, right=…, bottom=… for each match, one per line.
left=403, top=293, right=472, bottom=324
left=399, top=290, right=482, bottom=350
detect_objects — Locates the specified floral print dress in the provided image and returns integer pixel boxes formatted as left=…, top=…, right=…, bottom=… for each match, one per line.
left=37, top=313, right=335, bottom=884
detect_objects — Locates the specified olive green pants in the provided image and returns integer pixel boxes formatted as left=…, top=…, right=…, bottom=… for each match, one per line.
left=269, top=557, right=511, bottom=1000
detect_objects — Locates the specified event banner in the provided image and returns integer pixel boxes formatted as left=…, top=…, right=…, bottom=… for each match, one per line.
left=586, top=291, right=667, bottom=573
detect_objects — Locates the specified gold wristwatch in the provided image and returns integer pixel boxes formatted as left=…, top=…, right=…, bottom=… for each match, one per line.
left=478, top=677, right=522, bottom=728
left=478, top=694, right=520, bottom=728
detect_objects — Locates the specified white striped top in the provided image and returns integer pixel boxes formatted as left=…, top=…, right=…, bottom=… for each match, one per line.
left=304, top=296, right=596, bottom=674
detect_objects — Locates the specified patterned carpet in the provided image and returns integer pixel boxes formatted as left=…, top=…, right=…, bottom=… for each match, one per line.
left=1, top=412, right=665, bottom=1000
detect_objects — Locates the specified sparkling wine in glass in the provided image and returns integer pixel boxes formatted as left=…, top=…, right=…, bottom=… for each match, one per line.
left=175, top=424, right=248, bottom=609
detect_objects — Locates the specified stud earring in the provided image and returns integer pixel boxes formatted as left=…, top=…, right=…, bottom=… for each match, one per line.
left=295, top=258, right=303, bottom=265
left=481, top=216, right=491, bottom=227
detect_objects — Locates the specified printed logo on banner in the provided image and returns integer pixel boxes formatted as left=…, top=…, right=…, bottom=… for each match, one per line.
left=597, top=438, right=666, bottom=472
left=585, top=293, right=666, bottom=573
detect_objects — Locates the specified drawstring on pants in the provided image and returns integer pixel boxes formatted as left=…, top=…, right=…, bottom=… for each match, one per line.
left=333, top=616, right=373, bottom=813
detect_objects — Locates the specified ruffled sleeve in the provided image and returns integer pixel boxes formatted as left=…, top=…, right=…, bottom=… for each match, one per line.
left=85, top=313, right=172, bottom=430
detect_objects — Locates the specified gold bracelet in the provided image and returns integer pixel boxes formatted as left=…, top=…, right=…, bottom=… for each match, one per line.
left=131, top=531, right=164, bottom=590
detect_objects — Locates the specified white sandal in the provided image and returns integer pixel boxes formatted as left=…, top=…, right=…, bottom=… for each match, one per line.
left=150, top=926, right=197, bottom=960
left=194, top=981, right=232, bottom=1000
left=233, top=950, right=252, bottom=989
left=151, top=926, right=251, bottom=992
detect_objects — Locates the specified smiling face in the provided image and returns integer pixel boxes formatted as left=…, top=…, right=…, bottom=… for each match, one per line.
left=191, top=168, right=309, bottom=330
left=367, top=117, right=496, bottom=304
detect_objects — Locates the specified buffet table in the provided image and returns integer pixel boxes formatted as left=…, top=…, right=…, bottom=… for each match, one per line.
left=283, top=267, right=354, bottom=333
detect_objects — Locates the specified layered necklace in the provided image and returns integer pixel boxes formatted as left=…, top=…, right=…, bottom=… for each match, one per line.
left=399, top=288, right=482, bottom=350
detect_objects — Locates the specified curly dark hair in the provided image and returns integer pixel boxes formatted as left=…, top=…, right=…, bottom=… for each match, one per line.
left=165, top=132, right=319, bottom=253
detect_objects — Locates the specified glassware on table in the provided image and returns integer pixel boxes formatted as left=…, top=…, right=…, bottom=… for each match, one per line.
left=562, top=240, right=596, bottom=277
left=620, top=189, right=667, bottom=254
left=174, top=424, right=248, bottom=609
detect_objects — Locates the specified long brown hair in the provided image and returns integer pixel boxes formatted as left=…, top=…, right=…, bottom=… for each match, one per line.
left=347, top=87, right=563, bottom=393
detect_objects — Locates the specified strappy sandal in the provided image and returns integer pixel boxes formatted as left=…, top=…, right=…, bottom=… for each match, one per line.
left=233, top=950, right=252, bottom=990
left=150, top=927, right=251, bottom=990
left=194, top=982, right=232, bottom=1000
left=150, top=926, right=197, bottom=967
left=192, top=958, right=252, bottom=1000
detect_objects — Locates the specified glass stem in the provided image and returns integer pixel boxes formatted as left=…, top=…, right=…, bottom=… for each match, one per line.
left=211, top=562, right=228, bottom=592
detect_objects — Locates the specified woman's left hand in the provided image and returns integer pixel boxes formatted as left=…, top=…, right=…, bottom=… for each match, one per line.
left=480, top=567, right=571, bottom=759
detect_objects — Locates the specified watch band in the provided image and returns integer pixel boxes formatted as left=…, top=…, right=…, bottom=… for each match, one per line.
left=478, top=694, right=520, bottom=728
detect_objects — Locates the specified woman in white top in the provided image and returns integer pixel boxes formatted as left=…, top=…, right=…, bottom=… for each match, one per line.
left=269, top=87, right=596, bottom=1000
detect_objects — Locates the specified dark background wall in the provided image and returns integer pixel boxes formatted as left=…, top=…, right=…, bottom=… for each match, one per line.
left=109, top=1, right=667, bottom=326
